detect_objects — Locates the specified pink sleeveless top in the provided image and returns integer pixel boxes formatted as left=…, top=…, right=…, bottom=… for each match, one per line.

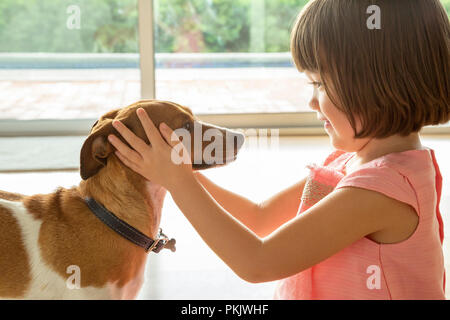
left=274, top=148, right=445, bottom=300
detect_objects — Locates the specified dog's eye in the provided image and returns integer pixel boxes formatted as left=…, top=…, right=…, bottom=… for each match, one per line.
left=183, top=122, right=191, bottom=131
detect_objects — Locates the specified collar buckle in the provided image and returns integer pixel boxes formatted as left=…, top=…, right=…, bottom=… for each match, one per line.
left=146, top=228, right=176, bottom=253
left=146, top=238, right=162, bottom=252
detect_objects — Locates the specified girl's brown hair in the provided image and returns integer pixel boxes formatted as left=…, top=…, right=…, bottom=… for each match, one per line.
left=291, top=0, right=450, bottom=138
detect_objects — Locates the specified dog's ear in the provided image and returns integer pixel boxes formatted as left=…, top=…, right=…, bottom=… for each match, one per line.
left=80, top=121, right=115, bottom=180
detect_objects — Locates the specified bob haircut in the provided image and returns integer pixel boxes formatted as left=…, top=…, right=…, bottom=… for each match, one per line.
left=291, top=0, right=449, bottom=138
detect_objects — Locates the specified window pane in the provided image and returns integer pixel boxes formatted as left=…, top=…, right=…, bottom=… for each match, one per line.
left=153, top=0, right=313, bottom=114
left=154, top=0, right=450, bottom=115
left=0, top=0, right=140, bottom=120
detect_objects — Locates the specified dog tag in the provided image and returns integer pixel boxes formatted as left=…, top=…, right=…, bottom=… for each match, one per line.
left=164, top=238, right=177, bottom=252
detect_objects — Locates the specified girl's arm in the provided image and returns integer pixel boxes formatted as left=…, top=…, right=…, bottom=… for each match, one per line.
left=168, top=171, right=410, bottom=283
left=108, top=109, right=415, bottom=283
left=193, top=172, right=306, bottom=237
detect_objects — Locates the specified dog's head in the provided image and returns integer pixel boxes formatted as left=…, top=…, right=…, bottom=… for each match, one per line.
left=80, top=100, right=245, bottom=181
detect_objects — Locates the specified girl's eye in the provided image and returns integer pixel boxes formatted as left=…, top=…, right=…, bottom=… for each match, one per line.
left=308, top=81, right=323, bottom=89
left=183, top=122, right=191, bottom=131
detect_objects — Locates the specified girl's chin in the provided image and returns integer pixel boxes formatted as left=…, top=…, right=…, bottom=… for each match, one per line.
left=328, top=132, right=365, bottom=153
left=327, top=131, right=346, bottom=150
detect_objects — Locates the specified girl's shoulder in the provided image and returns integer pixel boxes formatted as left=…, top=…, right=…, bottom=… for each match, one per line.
left=353, top=148, right=436, bottom=177
left=334, top=148, right=439, bottom=216
left=323, top=148, right=436, bottom=176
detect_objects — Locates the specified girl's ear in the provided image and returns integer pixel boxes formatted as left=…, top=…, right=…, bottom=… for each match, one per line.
left=80, top=121, right=115, bottom=180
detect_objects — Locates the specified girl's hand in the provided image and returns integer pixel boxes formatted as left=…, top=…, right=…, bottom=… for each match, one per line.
left=107, top=108, right=193, bottom=191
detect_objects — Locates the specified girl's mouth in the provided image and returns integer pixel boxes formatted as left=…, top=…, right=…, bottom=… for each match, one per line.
left=317, top=114, right=332, bottom=130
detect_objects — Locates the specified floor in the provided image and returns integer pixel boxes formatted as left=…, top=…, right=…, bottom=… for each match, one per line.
left=0, top=135, right=449, bottom=299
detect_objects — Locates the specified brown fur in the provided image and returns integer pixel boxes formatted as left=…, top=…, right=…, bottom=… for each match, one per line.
left=0, top=190, right=25, bottom=202
left=0, top=100, right=244, bottom=298
left=0, top=205, right=32, bottom=297
left=23, top=176, right=148, bottom=288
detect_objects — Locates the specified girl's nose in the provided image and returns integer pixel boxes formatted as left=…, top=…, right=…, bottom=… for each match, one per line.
left=308, top=95, right=319, bottom=111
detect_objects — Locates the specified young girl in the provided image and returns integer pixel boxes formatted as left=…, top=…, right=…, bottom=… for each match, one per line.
left=107, top=0, right=449, bottom=299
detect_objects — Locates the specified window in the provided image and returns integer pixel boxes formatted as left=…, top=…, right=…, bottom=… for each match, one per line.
left=0, top=0, right=140, bottom=121
left=153, top=0, right=312, bottom=114
left=0, top=0, right=449, bottom=135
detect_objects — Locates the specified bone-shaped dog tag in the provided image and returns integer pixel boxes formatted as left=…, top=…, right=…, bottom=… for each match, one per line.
left=164, top=238, right=176, bottom=252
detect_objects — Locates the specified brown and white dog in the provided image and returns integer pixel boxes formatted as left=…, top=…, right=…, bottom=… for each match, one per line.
left=0, top=100, right=244, bottom=299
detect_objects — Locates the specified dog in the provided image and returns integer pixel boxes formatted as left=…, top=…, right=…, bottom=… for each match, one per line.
left=0, top=100, right=245, bottom=299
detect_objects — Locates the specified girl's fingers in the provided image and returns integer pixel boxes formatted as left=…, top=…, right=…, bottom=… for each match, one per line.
left=160, top=122, right=181, bottom=148
left=136, top=108, right=163, bottom=147
left=108, top=134, right=143, bottom=164
left=112, top=120, right=149, bottom=155
left=160, top=123, right=192, bottom=165
left=113, top=146, right=135, bottom=164
left=115, top=151, right=142, bottom=173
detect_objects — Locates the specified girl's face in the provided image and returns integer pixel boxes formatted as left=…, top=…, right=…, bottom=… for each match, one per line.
left=304, top=71, right=370, bottom=152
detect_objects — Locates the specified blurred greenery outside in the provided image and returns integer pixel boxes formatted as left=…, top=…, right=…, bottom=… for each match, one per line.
left=0, top=0, right=310, bottom=54
left=0, top=0, right=448, bottom=116
left=0, top=0, right=448, bottom=55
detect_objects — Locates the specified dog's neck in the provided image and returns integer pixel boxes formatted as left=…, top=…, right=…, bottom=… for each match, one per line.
left=79, top=156, right=166, bottom=239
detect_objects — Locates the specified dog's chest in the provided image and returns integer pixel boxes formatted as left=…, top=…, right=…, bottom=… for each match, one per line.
left=145, top=181, right=167, bottom=232
left=146, top=181, right=166, bottom=211
left=0, top=199, right=149, bottom=300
